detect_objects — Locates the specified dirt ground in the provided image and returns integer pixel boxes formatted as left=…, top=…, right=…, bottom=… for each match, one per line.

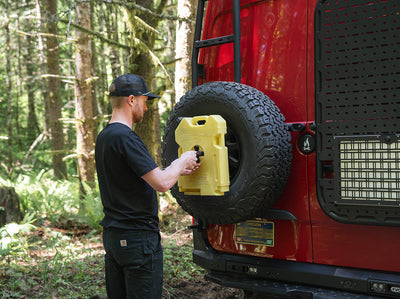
left=159, top=208, right=244, bottom=299
left=163, top=279, right=244, bottom=299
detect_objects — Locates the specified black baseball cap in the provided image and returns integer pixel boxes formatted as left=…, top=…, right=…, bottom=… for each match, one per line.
left=109, top=74, right=161, bottom=99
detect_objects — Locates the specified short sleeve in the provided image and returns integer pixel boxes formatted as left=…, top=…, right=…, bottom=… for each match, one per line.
left=123, top=133, right=158, bottom=177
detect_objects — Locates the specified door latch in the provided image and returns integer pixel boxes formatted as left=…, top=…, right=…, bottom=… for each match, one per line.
left=288, top=123, right=306, bottom=132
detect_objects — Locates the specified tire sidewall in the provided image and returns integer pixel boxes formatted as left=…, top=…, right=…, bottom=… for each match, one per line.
left=162, top=82, right=291, bottom=224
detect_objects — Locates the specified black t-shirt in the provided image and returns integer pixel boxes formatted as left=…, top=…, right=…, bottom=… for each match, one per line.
left=95, top=122, right=159, bottom=231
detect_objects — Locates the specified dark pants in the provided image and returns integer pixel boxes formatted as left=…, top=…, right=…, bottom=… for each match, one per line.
left=102, top=228, right=163, bottom=299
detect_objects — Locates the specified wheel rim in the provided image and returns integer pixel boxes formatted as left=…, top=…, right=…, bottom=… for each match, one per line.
left=225, top=126, right=241, bottom=182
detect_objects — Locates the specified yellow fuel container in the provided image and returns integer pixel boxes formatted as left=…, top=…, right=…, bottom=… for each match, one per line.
left=175, top=115, right=230, bottom=196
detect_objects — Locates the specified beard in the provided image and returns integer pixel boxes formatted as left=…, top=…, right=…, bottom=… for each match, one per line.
left=132, top=111, right=144, bottom=123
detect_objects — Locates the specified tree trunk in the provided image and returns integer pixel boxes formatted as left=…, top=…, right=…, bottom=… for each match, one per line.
left=125, top=0, right=167, bottom=165
left=175, top=0, right=196, bottom=103
left=0, top=187, right=22, bottom=227
left=15, top=15, right=23, bottom=151
left=75, top=1, right=95, bottom=194
left=26, top=37, right=40, bottom=145
left=5, top=0, right=13, bottom=177
left=90, top=1, right=99, bottom=139
left=23, top=0, right=40, bottom=146
left=134, top=99, right=162, bottom=165
left=35, top=0, right=50, bottom=135
left=96, top=2, right=108, bottom=119
left=165, top=0, right=177, bottom=108
left=44, top=0, right=68, bottom=179
left=106, top=4, right=121, bottom=80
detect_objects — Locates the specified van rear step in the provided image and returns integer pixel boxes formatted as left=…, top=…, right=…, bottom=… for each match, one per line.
left=206, top=272, right=386, bottom=299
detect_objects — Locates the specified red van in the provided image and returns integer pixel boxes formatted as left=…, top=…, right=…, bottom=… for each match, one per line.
left=162, top=0, right=400, bottom=297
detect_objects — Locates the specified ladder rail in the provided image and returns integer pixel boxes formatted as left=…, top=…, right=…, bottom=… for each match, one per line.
left=232, top=0, right=241, bottom=83
left=191, top=0, right=206, bottom=88
left=192, top=0, right=241, bottom=88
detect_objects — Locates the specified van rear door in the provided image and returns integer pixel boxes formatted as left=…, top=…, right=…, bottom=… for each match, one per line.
left=201, top=0, right=314, bottom=263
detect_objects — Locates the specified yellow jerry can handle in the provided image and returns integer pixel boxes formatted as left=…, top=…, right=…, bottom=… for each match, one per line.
left=175, top=115, right=230, bottom=196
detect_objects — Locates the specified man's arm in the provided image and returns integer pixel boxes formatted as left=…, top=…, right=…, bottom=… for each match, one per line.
left=142, top=151, right=200, bottom=192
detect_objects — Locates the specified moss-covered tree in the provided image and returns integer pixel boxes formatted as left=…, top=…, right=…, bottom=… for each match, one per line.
left=124, top=0, right=169, bottom=165
left=43, top=0, right=68, bottom=179
left=74, top=1, right=95, bottom=195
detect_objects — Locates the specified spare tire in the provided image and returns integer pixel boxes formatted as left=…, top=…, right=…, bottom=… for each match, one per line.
left=162, top=82, right=292, bottom=225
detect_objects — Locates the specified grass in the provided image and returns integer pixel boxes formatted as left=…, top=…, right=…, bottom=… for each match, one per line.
left=0, top=172, right=103, bottom=232
left=0, top=173, right=241, bottom=298
left=0, top=179, right=207, bottom=298
left=0, top=224, right=106, bottom=298
left=0, top=219, right=208, bottom=298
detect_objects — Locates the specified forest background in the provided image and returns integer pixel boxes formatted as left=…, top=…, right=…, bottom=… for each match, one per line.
left=0, top=0, right=195, bottom=189
left=0, top=0, right=244, bottom=298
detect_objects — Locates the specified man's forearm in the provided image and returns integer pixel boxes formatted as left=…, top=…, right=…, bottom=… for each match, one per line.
left=142, top=152, right=199, bottom=192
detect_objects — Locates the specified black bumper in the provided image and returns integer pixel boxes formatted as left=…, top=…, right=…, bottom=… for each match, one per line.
left=193, top=229, right=400, bottom=298
left=206, top=272, right=386, bottom=299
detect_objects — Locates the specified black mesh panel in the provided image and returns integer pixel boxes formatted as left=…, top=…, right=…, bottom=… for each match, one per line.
left=315, top=0, right=400, bottom=226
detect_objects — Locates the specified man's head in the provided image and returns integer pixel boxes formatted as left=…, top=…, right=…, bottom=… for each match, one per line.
left=109, top=74, right=160, bottom=100
left=109, top=74, right=160, bottom=123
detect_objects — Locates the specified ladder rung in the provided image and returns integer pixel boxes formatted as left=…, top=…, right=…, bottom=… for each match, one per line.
left=195, top=35, right=234, bottom=49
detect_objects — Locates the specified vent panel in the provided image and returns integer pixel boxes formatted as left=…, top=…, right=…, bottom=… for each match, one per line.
left=315, top=0, right=400, bottom=226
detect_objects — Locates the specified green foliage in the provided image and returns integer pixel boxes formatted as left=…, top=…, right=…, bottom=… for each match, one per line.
left=0, top=170, right=210, bottom=298
left=0, top=177, right=105, bottom=296
left=0, top=171, right=104, bottom=232
left=0, top=0, right=180, bottom=181
left=74, top=181, right=104, bottom=232
left=0, top=224, right=207, bottom=299
left=30, top=239, right=105, bottom=298
left=163, top=239, right=205, bottom=281
left=0, top=214, right=36, bottom=256
left=0, top=226, right=106, bottom=298
left=0, top=1, right=209, bottom=296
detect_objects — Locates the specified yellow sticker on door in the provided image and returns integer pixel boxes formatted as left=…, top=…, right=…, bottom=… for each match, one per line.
left=235, top=219, right=274, bottom=247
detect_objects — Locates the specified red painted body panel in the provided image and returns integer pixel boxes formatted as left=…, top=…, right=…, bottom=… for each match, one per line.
left=200, top=0, right=308, bottom=122
left=200, top=0, right=400, bottom=273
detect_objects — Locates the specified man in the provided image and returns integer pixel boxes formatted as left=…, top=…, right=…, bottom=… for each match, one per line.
left=95, top=74, right=199, bottom=298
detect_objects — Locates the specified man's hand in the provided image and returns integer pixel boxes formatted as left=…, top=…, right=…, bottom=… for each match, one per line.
left=142, top=150, right=200, bottom=192
left=179, top=151, right=201, bottom=176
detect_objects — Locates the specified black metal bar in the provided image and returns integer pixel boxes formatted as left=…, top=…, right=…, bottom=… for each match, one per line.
left=232, top=0, right=241, bottom=83
left=192, top=0, right=241, bottom=87
left=195, top=35, right=234, bottom=49
left=192, top=0, right=206, bottom=88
